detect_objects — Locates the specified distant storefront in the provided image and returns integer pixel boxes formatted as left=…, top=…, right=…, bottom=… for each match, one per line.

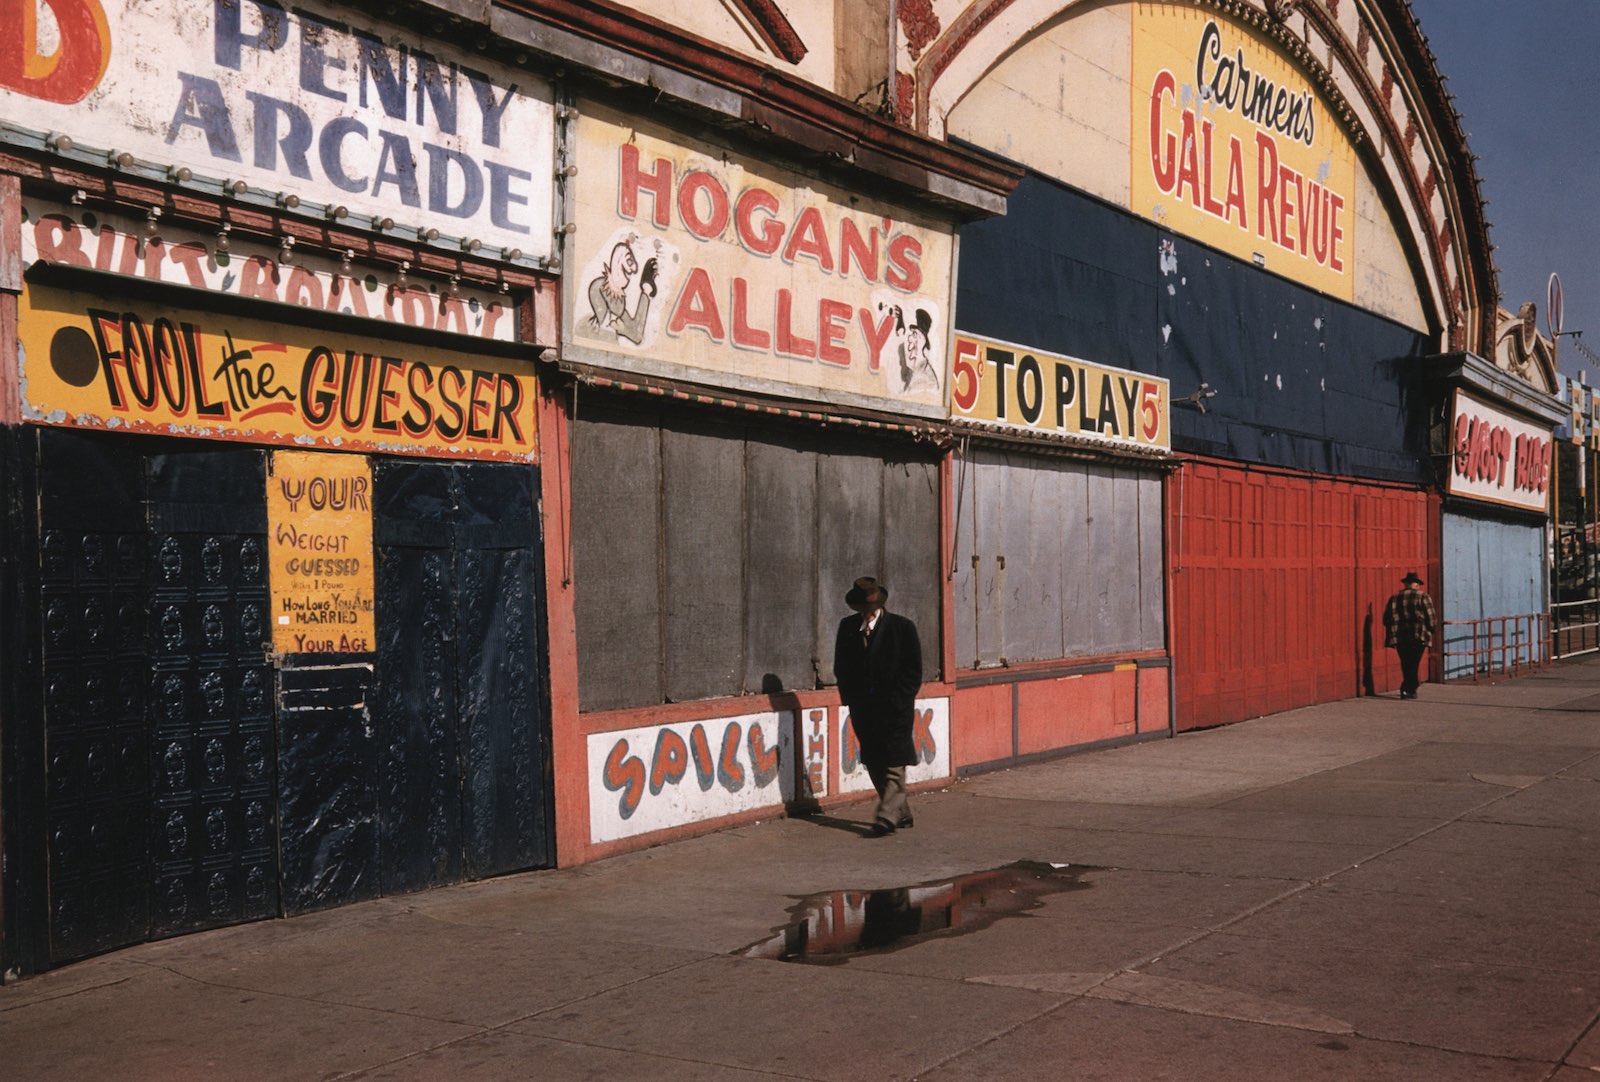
left=1432, top=374, right=1560, bottom=678
left=549, top=98, right=976, bottom=860
left=1, top=0, right=558, bottom=975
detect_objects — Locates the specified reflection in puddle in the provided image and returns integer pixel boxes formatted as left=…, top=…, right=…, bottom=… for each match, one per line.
left=736, top=861, right=1098, bottom=965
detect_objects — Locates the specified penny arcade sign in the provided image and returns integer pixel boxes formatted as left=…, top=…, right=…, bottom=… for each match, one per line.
left=0, top=0, right=555, bottom=259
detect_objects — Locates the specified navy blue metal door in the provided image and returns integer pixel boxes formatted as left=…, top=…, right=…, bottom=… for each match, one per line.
left=38, top=432, right=150, bottom=962
left=38, top=434, right=278, bottom=964
left=373, top=460, right=552, bottom=894
left=145, top=449, right=279, bottom=936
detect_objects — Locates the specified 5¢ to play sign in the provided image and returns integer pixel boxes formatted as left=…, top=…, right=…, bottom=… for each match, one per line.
left=950, top=333, right=1169, bottom=450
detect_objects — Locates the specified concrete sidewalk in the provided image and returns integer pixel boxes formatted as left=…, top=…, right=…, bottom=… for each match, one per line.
left=7, top=664, right=1600, bottom=1081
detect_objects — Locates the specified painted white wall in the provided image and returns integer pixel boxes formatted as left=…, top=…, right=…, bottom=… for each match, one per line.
left=946, top=2, right=1132, bottom=207
left=615, top=0, right=837, bottom=90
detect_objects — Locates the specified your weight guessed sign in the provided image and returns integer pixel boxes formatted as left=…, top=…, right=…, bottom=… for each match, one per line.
left=267, top=452, right=376, bottom=655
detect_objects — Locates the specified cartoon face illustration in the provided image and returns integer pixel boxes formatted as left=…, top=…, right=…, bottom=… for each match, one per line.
left=880, top=302, right=941, bottom=396
left=905, top=311, right=932, bottom=370
left=605, top=242, right=638, bottom=290
left=585, top=234, right=666, bottom=347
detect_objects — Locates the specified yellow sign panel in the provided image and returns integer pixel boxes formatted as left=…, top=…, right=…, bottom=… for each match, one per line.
left=1131, top=7, right=1356, bottom=299
left=17, top=284, right=538, bottom=460
left=568, top=103, right=955, bottom=417
left=951, top=332, right=1170, bottom=451
left=267, top=452, right=376, bottom=654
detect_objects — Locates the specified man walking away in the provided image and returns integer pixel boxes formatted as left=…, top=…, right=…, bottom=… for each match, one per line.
left=1383, top=571, right=1437, bottom=700
left=833, top=576, right=922, bottom=837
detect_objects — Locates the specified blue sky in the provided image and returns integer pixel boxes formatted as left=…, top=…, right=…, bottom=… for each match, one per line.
left=1407, top=0, right=1600, bottom=379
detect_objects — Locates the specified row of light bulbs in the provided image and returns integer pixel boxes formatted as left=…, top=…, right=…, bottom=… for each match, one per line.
left=66, top=195, right=514, bottom=296
left=67, top=193, right=496, bottom=298
left=44, top=130, right=561, bottom=275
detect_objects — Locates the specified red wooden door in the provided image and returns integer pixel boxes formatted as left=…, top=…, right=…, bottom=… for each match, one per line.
left=1172, top=460, right=1428, bottom=731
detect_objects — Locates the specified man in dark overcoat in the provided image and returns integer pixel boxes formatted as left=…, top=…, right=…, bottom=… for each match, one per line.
left=833, top=576, right=922, bottom=836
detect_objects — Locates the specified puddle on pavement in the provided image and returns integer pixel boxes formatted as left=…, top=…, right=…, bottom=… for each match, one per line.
left=735, top=860, right=1100, bottom=965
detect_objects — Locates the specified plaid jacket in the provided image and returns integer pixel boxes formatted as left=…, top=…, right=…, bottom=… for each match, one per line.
left=1383, top=587, right=1436, bottom=647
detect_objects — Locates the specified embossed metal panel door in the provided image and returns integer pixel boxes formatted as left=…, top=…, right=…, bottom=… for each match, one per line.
left=373, top=461, right=552, bottom=894
left=38, top=431, right=150, bottom=963
left=146, top=449, right=278, bottom=936
left=373, top=463, right=463, bottom=893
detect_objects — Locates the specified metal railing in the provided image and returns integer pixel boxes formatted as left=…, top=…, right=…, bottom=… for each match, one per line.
left=1439, top=613, right=1550, bottom=682
left=1552, top=599, right=1600, bottom=660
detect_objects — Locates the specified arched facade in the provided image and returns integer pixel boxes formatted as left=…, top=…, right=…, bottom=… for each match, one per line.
left=0, top=0, right=1562, bottom=978
left=907, top=0, right=1553, bottom=733
left=910, top=0, right=1494, bottom=354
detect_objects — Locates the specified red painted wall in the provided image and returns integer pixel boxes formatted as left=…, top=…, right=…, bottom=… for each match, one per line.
left=1017, top=670, right=1136, bottom=754
left=951, top=658, right=1169, bottom=774
left=1172, top=458, right=1428, bottom=730
left=950, top=683, right=1013, bottom=770
left=1137, top=665, right=1169, bottom=735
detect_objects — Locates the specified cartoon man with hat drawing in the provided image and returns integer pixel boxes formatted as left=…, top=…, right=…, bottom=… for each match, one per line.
left=883, top=304, right=940, bottom=395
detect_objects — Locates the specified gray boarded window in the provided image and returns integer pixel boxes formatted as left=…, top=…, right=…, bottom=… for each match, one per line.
left=951, top=446, right=1164, bottom=668
left=571, top=395, right=941, bottom=712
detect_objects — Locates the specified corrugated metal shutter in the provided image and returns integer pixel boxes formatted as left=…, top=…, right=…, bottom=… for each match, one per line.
left=952, top=447, right=1165, bottom=669
left=571, top=394, right=941, bottom=711
left=1441, top=513, right=1546, bottom=678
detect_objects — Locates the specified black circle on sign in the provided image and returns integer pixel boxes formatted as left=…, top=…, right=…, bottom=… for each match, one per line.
left=50, top=326, right=100, bottom=387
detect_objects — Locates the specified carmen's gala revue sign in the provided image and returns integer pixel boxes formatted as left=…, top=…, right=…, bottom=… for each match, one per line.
left=951, top=332, right=1170, bottom=451
left=1447, top=390, right=1552, bottom=513
left=1132, top=8, right=1356, bottom=299
left=566, top=103, right=955, bottom=417
left=19, top=283, right=538, bottom=460
left=0, top=0, right=554, bottom=259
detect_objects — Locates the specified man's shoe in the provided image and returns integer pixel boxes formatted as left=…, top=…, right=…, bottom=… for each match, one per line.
left=897, top=814, right=914, bottom=829
left=867, top=821, right=896, bottom=837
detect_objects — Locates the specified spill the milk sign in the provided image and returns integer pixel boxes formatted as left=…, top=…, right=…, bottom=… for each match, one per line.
left=267, top=451, right=375, bottom=654
left=588, top=712, right=788, bottom=843
left=838, top=698, right=950, bottom=794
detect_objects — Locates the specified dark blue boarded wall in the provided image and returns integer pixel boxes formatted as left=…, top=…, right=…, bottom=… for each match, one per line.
left=956, top=171, right=1434, bottom=484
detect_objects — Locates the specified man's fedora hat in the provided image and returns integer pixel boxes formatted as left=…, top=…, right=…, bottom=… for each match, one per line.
left=846, top=576, right=888, bottom=608
left=1401, top=571, right=1423, bottom=585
